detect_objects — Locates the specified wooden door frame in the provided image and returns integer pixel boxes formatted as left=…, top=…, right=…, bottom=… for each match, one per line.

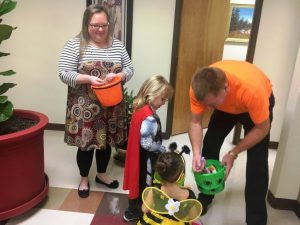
left=165, top=0, right=264, bottom=140
left=164, top=0, right=183, bottom=139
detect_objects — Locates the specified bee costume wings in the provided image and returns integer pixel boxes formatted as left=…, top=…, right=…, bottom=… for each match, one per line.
left=138, top=187, right=202, bottom=225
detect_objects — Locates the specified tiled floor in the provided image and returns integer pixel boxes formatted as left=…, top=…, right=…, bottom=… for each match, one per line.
left=3, top=130, right=299, bottom=225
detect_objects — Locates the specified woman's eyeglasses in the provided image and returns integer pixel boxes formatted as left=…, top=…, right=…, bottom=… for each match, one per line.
left=89, top=23, right=109, bottom=30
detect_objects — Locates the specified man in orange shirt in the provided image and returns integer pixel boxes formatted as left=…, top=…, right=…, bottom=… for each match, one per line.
left=189, top=60, right=275, bottom=225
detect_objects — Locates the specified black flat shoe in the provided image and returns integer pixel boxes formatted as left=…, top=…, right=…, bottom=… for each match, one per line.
left=78, top=182, right=90, bottom=198
left=95, top=176, right=119, bottom=189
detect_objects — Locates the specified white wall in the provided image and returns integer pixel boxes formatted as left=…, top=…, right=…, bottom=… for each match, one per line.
left=271, top=70, right=300, bottom=200
left=222, top=43, right=248, bottom=60
left=126, top=0, right=176, bottom=131
left=1, top=0, right=85, bottom=124
left=254, top=0, right=300, bottom=200
left=269, top=44, right=300, bottom=200
left=254, top=0, right=300, bottom=142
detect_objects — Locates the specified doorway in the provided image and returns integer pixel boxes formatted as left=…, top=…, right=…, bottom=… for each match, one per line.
left=166, top=0, right=264, bottom=139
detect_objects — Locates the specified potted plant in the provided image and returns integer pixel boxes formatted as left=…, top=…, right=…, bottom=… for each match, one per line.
left=114, top=87, right=135, bottom=166
left=0, top=0, right=49, bottom=221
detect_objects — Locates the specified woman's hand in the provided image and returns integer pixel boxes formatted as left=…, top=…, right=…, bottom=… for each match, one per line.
left=105, top=73, right=125, bottom=82
left=89, top=76, right=106, bottom=86
left=105, top=73, right=118, bottom=82
left=76, top=74, right=105, bottom=86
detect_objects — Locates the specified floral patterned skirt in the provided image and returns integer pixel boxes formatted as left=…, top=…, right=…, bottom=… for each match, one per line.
left=64, top=84, right=128, bottom=151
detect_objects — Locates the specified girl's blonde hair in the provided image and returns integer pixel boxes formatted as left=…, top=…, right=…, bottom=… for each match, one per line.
left=133, top=75, right=174, bottom=110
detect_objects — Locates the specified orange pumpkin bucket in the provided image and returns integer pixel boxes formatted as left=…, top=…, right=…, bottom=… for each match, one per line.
left=91, top=76, right=123, bottom=107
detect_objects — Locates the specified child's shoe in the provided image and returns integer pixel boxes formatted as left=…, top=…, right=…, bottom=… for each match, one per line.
left=123, top=209, right=140, bottom=222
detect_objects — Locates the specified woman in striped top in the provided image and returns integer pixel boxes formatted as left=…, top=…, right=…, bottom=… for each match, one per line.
left=58, top=4, right=133, bottom=198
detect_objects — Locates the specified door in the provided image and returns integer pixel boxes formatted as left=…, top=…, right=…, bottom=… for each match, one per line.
left=171, top=0, right=230, bottom=135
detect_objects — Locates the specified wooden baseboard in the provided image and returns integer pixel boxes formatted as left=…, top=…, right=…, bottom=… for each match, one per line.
left=47, top=123, right=171, bottom=138
left=46, top=123, right=64, bottom=131
left=268, top=141, right=278, bottom=149
left=46, top=124, right=278, bottom=150
left=267, top=190, right=300, bottom=219
left=162, top=132, right=169, bottom=140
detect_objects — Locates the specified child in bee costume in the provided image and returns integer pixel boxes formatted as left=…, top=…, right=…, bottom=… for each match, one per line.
left=138, top=148, right=203, bottom=225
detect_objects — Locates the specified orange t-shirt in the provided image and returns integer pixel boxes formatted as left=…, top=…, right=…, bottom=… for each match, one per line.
left=189, top=60, right=272, bottom=124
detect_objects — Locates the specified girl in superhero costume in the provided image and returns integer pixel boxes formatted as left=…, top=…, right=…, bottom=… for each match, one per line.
left=123, top=75, right=174, bottom=222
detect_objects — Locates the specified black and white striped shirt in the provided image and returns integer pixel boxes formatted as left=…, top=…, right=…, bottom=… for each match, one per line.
left=58, top=37, right=133, bottom=88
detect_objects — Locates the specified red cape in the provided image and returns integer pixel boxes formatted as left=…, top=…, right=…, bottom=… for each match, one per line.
left=123, top=104, right=153, bottom=199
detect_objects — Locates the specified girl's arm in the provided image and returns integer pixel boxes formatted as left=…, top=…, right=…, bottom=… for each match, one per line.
left=141, top=203, right=149, bottom=213
left=140, top=116, right=166, bottom=153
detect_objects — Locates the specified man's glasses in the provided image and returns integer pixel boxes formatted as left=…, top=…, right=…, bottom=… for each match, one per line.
left=89, top=23, right=110, bottom=30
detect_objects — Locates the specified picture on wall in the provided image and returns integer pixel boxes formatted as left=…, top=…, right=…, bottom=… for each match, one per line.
left=226, top=4, right=254, bottom=43
left=87, top=0, right=133, bottom=56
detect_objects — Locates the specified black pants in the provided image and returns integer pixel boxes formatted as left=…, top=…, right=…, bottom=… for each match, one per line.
left=76, top=146, right=112, bottom=177
left=201, top=93, right=275, bottom=225
left=127, top=149, right=159, bottom=215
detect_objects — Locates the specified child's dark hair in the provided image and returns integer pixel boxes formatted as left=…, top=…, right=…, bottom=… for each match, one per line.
left=155, top=152, right=184, bottom=183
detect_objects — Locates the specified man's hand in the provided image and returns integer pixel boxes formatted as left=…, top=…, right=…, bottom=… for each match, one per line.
left=221, top=119, right=270, bottom=179
left=221, top=151, right=236, bottom=179
left=189, top=113, right=204, bottom=172
left=192, top=154, right=205, bottom=172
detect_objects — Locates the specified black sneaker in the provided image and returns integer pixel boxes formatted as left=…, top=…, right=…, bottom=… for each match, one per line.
left=123, top=209, right=139, bottom=222
left=198, top=193, right=213, bottom=216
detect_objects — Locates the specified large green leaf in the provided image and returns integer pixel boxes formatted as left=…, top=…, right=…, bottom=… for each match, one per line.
left=0, top=0, right=17, bottom=17
left=0, top=52, right=10, bottom=57
left=0, top=82, right=16, bottom=95
left=0, top=69, right=16, bottom=76
left=0, top=95, right=8, bottom=103
left=0, top=100, right=13, bottom=122
left=0, top=24, right=17, bottom=44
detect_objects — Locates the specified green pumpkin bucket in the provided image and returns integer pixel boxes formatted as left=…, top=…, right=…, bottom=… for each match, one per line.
left=193, top=159, right=225, bottom=195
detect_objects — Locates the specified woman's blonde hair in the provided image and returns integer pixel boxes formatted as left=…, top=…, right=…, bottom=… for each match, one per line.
left=133, top=75, right=174, bottom=110
left=191, top=67, right=227, bottom=101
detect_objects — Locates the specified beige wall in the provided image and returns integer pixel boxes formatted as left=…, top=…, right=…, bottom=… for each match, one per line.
left=126, top=0, right=176, bottom=131
left=269, top=44, right=300, bottom=200
left=254, top=0, right=300, bottom=142
left=270, top=88, right=300, bottom=199
left=1, top=0, right=85, bottom=124
left=254, top=0, right=300, bottom=200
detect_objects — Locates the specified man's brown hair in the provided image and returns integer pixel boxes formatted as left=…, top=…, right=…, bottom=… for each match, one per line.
left=191, top=67, right=227, bottom=101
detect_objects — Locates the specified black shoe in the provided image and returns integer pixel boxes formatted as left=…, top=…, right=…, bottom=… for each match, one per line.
left=198, top=193, right=213, bottom=216
left=78, top=182, right=90, bottom=198
left=123, top=209, right=140, bottom=222
left=114, top=153, right=125, bottom=167
left=95, top=176, right=119, bottom=189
